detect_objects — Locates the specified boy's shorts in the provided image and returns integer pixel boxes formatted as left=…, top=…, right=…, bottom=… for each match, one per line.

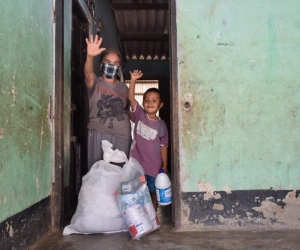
left=145, top=174, right=156, bottom=194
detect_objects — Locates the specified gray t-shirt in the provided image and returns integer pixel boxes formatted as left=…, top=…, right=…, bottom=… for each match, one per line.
left=87, top=77, right=131, bottom=139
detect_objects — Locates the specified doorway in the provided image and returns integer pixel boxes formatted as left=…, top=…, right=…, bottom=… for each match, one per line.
left=54, top=0, right=179, bottom=230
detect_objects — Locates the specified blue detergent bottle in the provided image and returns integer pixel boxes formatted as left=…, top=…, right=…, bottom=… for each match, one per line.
left=155, top=169, right=172, bottom=205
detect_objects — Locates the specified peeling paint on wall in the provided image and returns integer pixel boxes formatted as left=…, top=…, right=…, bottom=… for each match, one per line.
left=213, top=203, right=224, bottom=210
left=0, top=197, right=51, bottom=249
left=9, top=225, right=13, bottom=238
left=5, top=222, right=14, bottom=238
left=253, top=190, right=300, bottom=226
left=197, top=181, right=221, bottom=200
left=11, top=87, right=16, bottom=102
left=35, top=176, right=40, bottom=192
left=182, top=190, right=300, bottom=230
left=223, top=185, right=232, bottom=194
left=39, top=119, right=44, bottom=152
left=0, top=128, right=5, bottom=139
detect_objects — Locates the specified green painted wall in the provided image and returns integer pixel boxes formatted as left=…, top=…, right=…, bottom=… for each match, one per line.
left=177, top=0, right=300, bottom=192
left=0, top=1, right=53, bottom=222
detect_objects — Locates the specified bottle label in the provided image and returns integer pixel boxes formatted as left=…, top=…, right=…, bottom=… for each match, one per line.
left=156, top=187, right=172, bottom=204
left=121, top=181, right=133, bottom=194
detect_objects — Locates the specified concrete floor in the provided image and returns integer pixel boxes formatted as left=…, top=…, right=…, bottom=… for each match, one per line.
left=31, top=205, right=300, bottom=250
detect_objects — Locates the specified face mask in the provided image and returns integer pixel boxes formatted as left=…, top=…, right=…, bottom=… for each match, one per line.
left=101, top=63, right=120, bottom=79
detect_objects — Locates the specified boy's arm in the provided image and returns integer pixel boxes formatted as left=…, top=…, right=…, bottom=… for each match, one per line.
left=128, top=70, right=143, bottom=110
left=161, top=146, right=168, bottom=174
left=84, top=35, right=106, bottom=87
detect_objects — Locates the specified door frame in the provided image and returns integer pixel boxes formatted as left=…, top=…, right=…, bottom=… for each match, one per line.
left=51, top=0, right=93, bottom=230
left=169, top=0, right=181, bottom=230
left=51, top=0, right=64, bottom=230
left=51, top=0, right=179, bottom=231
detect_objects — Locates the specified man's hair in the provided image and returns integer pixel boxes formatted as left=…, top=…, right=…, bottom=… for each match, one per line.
left=99, top=48, right=123, bottom=67
left=143, top=88, right=163, bottom=102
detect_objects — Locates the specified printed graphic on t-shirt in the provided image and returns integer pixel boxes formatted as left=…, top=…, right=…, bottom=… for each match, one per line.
left=97, top=86, right=127, bottom=99
left=96, top=94, right=125, bottom=129
left=136, top=120, right=157, bottom=140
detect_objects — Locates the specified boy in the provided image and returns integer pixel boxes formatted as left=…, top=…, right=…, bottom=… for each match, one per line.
left=128, top=70, right=169, bottom=211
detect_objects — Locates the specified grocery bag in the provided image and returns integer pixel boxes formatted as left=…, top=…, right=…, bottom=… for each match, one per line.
left=117, top=157, right=161, bottom=240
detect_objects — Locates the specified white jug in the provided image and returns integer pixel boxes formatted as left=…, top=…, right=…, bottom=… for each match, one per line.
left=155, top=169, right=172, bottom=205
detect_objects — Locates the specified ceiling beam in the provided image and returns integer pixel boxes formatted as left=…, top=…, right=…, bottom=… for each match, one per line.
left=111, top=3, right=168, bottom=10
left=119, top=33, right=169, bottom=41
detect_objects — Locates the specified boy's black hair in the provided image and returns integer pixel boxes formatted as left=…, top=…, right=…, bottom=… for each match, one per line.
left=143, top=88, right=163, bottom=102
left=99, top=48, right=123, bottom=67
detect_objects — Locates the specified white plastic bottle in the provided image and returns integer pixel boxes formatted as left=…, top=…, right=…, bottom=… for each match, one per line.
left=155, top=169, right=172, bottom=205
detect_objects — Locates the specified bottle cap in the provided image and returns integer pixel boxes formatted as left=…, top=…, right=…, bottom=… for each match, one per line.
left=159, top=169, right=164, bottom=173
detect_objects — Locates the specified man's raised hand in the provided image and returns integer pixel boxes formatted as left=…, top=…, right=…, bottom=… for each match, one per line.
left=85, top=35, right=106, bottom=57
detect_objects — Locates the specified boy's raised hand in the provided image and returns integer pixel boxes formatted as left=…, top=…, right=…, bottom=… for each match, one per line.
left=85, top=35, right=106, bottom=57
left=130, top=70, right=143, bottom=81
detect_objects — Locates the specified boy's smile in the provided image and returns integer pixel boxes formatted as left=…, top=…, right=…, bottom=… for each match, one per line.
left=143, top=92, right=163, bottom=118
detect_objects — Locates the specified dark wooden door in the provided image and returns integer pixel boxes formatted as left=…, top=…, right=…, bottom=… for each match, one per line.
left=67, top=1, right=89, bottom=217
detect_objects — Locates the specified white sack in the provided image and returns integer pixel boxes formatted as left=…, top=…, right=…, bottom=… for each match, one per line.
left=63, top=141, right=128, bottom=235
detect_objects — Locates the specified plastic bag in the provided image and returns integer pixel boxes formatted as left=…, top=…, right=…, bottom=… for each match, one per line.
left=117, top=157, right=160, bottom=240
left=63, top=140, right=128, bottom=235
left=102, top=140, right=128, bottom=163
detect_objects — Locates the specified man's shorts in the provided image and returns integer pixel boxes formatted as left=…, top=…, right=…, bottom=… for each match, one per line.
left=145, top=174, right=156, bottom=194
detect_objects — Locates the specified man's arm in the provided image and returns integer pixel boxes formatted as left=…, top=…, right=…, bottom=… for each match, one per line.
left=84, top=35, right=106, bottom=87
left=161, top=146, right=168, bottom=174
left=84, top=55, right=96, bottom=87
